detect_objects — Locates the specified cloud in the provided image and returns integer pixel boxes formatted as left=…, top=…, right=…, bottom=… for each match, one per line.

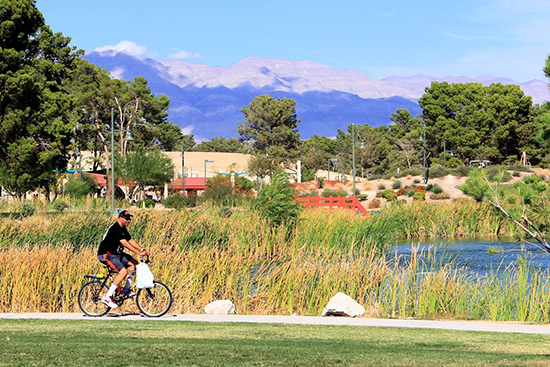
left=181, top=125, right=195, bottom=135
left=168, top=50, right=202, bottom=60
left=94, top=41, right=148, bottom=56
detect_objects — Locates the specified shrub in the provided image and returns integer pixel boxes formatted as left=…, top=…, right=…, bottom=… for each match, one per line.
left=451, top=165, right=472, bottom=177
left=162, top=193, right=197, bottom=209
left=361, top=181, right=373, bottom=191
left=64, top=174, right=96, bottom=198
left=392, top=180, right=402, bottom=190
left=52, top=200, right=69, bottom=213
left=376, top=189, right=395, bottom=199
left=297, top=190, right=319, bottom=198
left=367, top=198, right=381, bottom=209
left=396, top=186, right=426, bottom=196
left=403, top=189, right=416, bottom=197
left=512, top=171, right=520, bottom=177
left=428, top=165, right=450, bottom=179
left=412, top=192, right=425, bottom=201
left=20, top=201, right=35, bottom=218
left=254, top=171, right=302, bottom=226
left=377, top=183, right=386, bottom=190
left=356, top=194, right=369, bottom=201
left=322, top=189, right=348, bottom=197
left=203, top=175, right=251, bottom=207
left=430, top=184, right=444, bottom=194
left=506, top=195, right=517, bottom=204
left=430, top=192, right=450, bottom=200
left=413, top=179, right=420, bottom=184
left=385, top=192, right=398, bottom=201
left=136, top=199, right=155, bottom=208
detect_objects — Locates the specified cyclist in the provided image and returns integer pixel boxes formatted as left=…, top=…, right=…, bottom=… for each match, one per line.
left=97, top=210, right=149, bottom=309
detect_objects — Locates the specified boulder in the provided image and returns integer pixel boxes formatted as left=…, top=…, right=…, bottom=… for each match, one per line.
left=321, top=292, right=365, bottom=317
left=204, top=300, right=236, bottom=315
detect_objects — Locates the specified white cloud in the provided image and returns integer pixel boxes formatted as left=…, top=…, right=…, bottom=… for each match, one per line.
left=109, top=67, right=125, bottom=80
left=181, top=125, right=195, bottom=135
left=168, top=50, right=202, bottom=60
left=94, top=41, right=148, bottom=56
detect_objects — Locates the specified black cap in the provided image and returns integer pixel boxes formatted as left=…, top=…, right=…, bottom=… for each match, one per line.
left=118, top=210, right=133, bottom=220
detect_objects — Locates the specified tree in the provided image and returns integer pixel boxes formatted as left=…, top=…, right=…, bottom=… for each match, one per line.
left=254, top=170, right=302, bottom=226
left=237, top=95, right=301, bottom=174
left=459, top=169, right=550, bottom=253
left=419, top=82, right=536, bottom=165
left=117, top=149, right=174, bottom=199
left=0, top=0, right=81, bottom=198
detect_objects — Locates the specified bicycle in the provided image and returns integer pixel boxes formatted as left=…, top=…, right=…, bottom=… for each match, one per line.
left=78, top=258, right=173, bottom=317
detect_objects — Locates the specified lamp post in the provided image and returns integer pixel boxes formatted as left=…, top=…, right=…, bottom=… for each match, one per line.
left=110, top=108, right=134, bottom=215
left=421, top=123, right=427, bottom=184
left=327, top=158, right=338, bottom=181
left=204, top=159, right=214, bottom=180
left=181, top=139, right=185, bottom=193
left=351, top=123, right=366, bottom=196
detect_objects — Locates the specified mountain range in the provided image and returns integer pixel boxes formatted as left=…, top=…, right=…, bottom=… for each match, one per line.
left=84, top=51, right=550, bottom=140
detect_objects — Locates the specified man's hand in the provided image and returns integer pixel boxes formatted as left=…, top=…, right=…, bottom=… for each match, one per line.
left=140, top=249, right=150, bottom=256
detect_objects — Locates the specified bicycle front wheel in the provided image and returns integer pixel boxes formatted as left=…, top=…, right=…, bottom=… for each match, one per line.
left=78, top=281, right=110, bottom=317
left=136, top=281, right=172, bottom=317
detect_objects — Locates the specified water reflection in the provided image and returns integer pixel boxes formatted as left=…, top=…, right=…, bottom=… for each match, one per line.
left=391, top=239, right=550, bottom=277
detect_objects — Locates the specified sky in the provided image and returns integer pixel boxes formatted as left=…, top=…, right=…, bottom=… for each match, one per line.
left=36, top=0, right=550, bottom=83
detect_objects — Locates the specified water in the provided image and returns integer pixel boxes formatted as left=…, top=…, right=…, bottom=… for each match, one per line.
left=391, top=238, right=550, bottom=277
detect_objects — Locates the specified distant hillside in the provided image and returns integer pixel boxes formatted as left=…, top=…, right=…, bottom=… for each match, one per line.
left=84, top=52, right=550, bottom=140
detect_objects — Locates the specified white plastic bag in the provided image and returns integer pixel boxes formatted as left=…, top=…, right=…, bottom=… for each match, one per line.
left=135, top=262, right=154, bottom=288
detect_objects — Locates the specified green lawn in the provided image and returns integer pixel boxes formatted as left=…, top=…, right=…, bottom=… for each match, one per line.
left=1, top=319, right=549, bottom=366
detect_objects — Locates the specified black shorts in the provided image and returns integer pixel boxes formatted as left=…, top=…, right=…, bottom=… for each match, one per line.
left=97, top=253, right=134, bottom=273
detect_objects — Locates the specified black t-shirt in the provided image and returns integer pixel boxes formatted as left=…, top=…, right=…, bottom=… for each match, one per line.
left=97, top=222, right=132, bottom=255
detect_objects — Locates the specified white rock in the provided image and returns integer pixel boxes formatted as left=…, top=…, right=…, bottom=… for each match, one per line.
left=321, top=292, right=365, bottom=317
left=204, top=300, right=236, bottom=315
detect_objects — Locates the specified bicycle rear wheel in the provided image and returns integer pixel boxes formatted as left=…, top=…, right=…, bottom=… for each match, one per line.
left=78, top=281, right=110, bottom=317
left=136, top=281, right=172, bottom=317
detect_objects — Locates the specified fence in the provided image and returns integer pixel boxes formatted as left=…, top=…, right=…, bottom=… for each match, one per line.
left=296, top=195, right=369, bottom=217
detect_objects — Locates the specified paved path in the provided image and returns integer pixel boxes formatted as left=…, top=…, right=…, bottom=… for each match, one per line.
left=2, top=313, right=550, bottom=335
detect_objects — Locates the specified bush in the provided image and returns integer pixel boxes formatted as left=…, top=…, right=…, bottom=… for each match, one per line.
left=322, top=189, right=348, bottom=197
left=356, top=194, right=369, bottom=201
left=377, top=183, right=386, bottom=190
left=136, top=199, right=156, bottom=208
left=254, top=171, right=302, bottom=226
left=428, top=165, right=451, bottom=179
left=430, top=184, right=444, bottom=194
left=64, top=174, right=96, bottom=199
left=392, top=180, right=402, bottom=190
left=412, top=192, right=425, bottom=201
left=403, top=189, right=416, bottom=197
left=162, top=193, right=197, bottom=209
left=413, top=179, right=420, bottom=184
left=512, top=171, right=521, bottom=177
left=506, top=195, right=517, bottom=204
left=451, top=165, right=472, bottom=177
left=52, top=200, right=69, bottom=213
left=367, top=198, right=381, bottom=209
left=430, top=192, right=450, bottom=200
left=203, top=175, right=251, bottom=207
left=20, top=201, right=35, bottom=218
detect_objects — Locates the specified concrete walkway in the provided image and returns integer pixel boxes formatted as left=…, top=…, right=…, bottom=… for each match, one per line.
left=2, top=313, right=550, bottom=335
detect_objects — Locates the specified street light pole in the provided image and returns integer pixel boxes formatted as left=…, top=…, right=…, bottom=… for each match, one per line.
left=181, top=139, right=185, bottom=193
left=422, top=123, right=427, bottom=184
left=352, top=124, right=356, bottom=196
left=110, top=108, right=115, bottom=216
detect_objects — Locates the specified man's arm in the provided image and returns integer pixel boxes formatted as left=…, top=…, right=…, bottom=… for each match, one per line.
left=120, top=239, right=150, bottom=256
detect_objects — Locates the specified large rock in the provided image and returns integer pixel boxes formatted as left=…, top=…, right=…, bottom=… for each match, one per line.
left=321, top=292, right=365, bottom=317
left=204, top=300, right=236, bottom=315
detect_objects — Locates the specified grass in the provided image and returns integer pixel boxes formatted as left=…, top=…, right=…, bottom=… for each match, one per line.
left=1, top=319, right=550, bottom=366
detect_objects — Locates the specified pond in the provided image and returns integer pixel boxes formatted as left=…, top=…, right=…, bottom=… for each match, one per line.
left=391, top=238, right=550, bottom=277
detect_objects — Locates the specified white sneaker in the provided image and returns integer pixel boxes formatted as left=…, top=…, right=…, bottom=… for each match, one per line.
left=101, top=295, right=118, bottom=309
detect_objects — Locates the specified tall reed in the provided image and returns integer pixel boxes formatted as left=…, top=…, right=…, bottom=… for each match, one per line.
left=0, top=202, right=542, bottom=321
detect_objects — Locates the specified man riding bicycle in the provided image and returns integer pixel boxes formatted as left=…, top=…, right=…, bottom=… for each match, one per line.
left=97, top=210, right=149, bottom=309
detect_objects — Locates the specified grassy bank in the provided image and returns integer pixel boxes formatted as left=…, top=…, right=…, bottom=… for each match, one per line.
left=1, top=202, right=546, bottom=321
left=2, top=319, right=550, bottom=367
